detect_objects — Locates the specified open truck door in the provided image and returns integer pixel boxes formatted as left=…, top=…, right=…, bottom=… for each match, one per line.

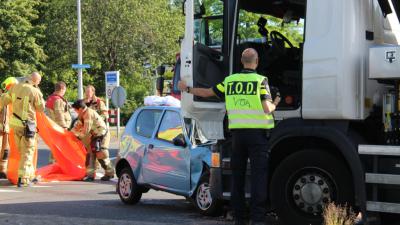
left=180, top=0, right=228, bottom=140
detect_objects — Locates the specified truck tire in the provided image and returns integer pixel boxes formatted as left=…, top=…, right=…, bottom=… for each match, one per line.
left=118, top=167, right=142, bottom=205
left=270, top=149, right=354, bottom=225
left=193, top=172, right=223, bottom=216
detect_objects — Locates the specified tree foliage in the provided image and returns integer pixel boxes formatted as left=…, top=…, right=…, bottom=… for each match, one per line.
left=41, top=0, right=183, bottom=115
left=0, top=0, right=46, bottom=78
left=237, top=12, right=304, bottom=48
left=0, top=0, right=183, bottom=122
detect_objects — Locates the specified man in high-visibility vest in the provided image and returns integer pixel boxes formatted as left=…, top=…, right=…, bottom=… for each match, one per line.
left=45, top=81, right=72, bottom=163
left=0, top=77, right=19, bottom=179
left=178, top=48, right=281, bottom=225
left=0, top=72, right=45, bottom=187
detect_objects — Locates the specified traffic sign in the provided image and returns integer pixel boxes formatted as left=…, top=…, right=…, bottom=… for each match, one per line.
left=111, top=86, right=127, bottom=108
left=105, top=71, right=119, bottom=99
left=72, top=64, right=91, bottom=69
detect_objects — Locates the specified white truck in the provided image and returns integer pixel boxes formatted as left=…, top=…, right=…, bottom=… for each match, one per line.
left=177, top=0, right=400, bottom=224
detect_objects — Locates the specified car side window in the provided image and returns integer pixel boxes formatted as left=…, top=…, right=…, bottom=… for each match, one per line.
left=135, top=109, right=162, bottom=138
left=157, top=111, right=183, bottom=143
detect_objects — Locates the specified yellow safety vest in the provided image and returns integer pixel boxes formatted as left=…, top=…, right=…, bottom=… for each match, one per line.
left=224, top=73, right=274, bottom=129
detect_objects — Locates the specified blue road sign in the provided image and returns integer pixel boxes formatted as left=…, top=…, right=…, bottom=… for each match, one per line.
left=106, top=73, right=117, bottom=82
left=72, top=64, right=91, bottom=69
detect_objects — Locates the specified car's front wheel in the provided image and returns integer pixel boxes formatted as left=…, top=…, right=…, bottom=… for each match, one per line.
left=193, top=172, right=223, bottom=216
left=118, top=167, right=142, bottom=205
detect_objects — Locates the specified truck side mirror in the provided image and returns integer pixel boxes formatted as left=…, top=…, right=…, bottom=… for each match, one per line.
left=156, top=65, right=166, bottom=76
left=182, top=0, right=186, bottom=15
left=156, top=76, right=165, bottom=96
left=378, top=0, right=392, bottom=17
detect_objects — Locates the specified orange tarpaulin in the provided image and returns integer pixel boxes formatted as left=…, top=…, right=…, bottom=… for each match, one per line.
left=7, top=112, right=86, bottom=184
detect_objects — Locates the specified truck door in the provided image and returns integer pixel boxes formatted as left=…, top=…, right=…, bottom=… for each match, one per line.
left=180, top=0, right=233, bottom=140
left=180, top=0, right=195, bottom=94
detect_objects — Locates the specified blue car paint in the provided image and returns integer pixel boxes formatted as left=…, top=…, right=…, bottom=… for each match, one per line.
left=189, top=146, right=211, bottom=196
left=117, top=106, right=212, bottom=198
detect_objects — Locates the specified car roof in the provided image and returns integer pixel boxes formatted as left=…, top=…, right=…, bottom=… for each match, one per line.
left=138, top=105, right=181, bottom=112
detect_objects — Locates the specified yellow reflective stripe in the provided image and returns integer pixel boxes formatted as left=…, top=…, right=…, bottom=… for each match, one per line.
left=228, top=109, right=265, bottom=115
left=260, top=89, right=267, bottom=95
left=9, top=117, right=24, bottom=127
left=22, top=96, right=29, bottom=120
left=37, top=97, right=43, bottom=108
left=216, top=83, right=224, bottom=92
left=228, top=118, right=274, bottom=125
left=229, top=114, right=270, bottom=120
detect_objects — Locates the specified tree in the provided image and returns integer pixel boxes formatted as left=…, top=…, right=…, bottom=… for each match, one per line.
left=42, top=0, right=184, bottom=122
left=0, top=0, right=46, bottom=78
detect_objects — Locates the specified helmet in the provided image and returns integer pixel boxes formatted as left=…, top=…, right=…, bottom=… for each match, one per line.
left=1, top=77, right=19, bottom=91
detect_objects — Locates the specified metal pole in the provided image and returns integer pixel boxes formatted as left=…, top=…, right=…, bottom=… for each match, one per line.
left=117, top=107, right=120, bottom=149
left=77, top=0, right=83, bottom=99
left=105, top=96, right=109, bottom=129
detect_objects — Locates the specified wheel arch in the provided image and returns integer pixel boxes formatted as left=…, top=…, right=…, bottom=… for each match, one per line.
left=115, top=158, right=131, bottom=178
left=268, top=119, right=366, bottom=213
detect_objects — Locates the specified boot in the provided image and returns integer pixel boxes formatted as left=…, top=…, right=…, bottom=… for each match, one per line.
left=234, top=219, right=247, bottom=225
left=17, top=177, right=32, bottom=188
left=31, top=177, right=39, bottom=184
left=100, top=175, right=114, bottom=181
left=82, top=176, right=95, bottom=182
left=17, top=177, right=22, bottom=187
left=249, top=221, right=266, bottom=225
left=0, top=172, right=7, bottom=179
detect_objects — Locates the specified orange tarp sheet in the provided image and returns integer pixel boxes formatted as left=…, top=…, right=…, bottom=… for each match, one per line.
left=7, top=112, right=86, bottom=184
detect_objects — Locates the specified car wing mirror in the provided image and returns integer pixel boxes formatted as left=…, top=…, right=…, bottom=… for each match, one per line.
left=172, top=135, right=186, bottom=147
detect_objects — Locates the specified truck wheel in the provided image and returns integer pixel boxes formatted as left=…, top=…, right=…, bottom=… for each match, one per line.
left=270, top=149, right=354, bottom=225
left=118, top=167, right=142, bottom=205
left=193, top=172, right=223, bottom=216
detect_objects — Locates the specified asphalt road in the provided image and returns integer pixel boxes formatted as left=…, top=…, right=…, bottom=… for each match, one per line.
left=0, top=180, right=231, bottom=225
left=0, top=137, right=234, bottom=225
left=2, top=137, right=398, bottom=225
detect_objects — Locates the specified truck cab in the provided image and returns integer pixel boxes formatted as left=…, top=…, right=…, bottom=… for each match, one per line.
left=177, top=0, right=400, bottom=224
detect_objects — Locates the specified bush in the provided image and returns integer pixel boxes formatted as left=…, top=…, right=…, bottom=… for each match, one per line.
left=323, top=202, right=357, bottom=225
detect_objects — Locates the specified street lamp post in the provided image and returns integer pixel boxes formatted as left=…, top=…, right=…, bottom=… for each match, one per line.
left=77, top=0, right=83, bottom=99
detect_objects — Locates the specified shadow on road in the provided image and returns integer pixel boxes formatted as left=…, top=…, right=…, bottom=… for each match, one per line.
left=0, top=198, right=229, bottom=225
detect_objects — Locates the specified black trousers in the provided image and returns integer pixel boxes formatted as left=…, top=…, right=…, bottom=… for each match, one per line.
left=231, top=129, right=269, bottom=222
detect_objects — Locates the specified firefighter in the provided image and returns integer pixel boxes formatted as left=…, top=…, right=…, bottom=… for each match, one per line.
left=178, top=48, right=281, bottom=225
left=84, top=85, right=109, bottom=171
left=45, top=81, right=72, bottom=163
left=0, top=72, right=45, bottom=187
left=84, top=85, right=108, bottom=123
left=70, top=99, right=114, bottom=181
left=0, top=77, right=19, bottom=179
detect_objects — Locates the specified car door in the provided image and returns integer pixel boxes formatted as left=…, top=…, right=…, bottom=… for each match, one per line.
left=141, top=110, right=190, bottom=192
left=132, top=108, right=163, bottom=183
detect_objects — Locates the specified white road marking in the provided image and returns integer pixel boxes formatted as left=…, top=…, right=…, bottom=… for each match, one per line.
left=0, top=189, right=21, bottom=193
left=31, top=185, right=52, bottom=188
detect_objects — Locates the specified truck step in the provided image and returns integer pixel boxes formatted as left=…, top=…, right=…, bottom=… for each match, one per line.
left=366, top=173, right=400, bottom=185
left=222, top=158, right=250, bottom=170
left=367, top=201, right=400, bottom=213
left=223, top=192, right=251, bottom=198
left=358, top=145, right=400, bottom=156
